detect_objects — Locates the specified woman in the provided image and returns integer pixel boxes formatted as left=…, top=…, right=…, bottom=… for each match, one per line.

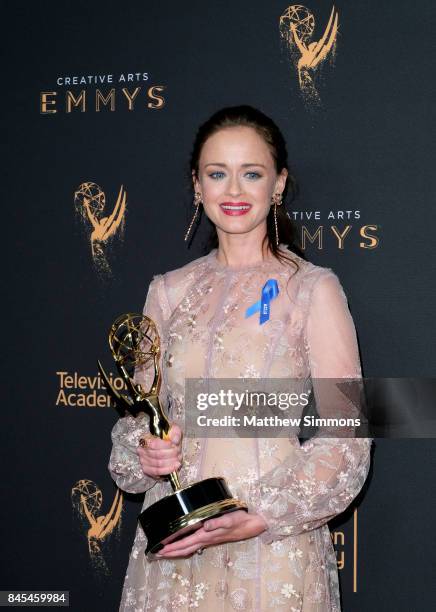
left=109, top=105, right=372, bottom=611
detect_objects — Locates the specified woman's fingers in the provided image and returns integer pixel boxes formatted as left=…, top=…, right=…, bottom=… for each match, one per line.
left=139, top=422, right=183, bottom=450
left=157, top=512, right=255, bottom=556
left=149, top=465, right=181, bottom=477
left=140, top=444, right=179, bottom=458
left=158, top=528, right=205, bottom=554
left=205, top=510, right=249, bottom=531
left=137, top=425, right=184, bottom=478
left=137, top=447, right=178, bottom=462
left=158, top=525, right=228, bottom=557
left=137, top=447, right=181, bottom=477
left=140, top=431, right=182, bottom=452
left=168, top=423, right=183, bottom=447
left=139, top=456, right=181, bottom=470
left=157, top=544, right=200, bottom=558
left=203, top=514, right=234, bottom=531
left=138, top=462, right=181, bottom=477
left=144, top=436, right=175, bottom=451
left=138, top=452, right=181, bottom=472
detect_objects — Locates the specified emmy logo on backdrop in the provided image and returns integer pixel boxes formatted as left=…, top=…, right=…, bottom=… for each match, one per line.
left=279, top=5, right=339, bottom=105
left=74, top=182, right=127, bottom=275
left=71, top=479, right=123, bottom=572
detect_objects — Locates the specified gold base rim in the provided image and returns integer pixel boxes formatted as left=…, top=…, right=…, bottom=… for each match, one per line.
left=168, top=498, right=247, bottom=533
left=145, top=498, right=248, bottom=557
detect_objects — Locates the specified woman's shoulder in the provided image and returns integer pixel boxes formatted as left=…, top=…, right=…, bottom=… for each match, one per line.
left=278, top=245, right=335, bottom=282
left=279, top=246, right=346, bottom=308
left=146, top=251, right=213, bottom=312
left=162, top=251, right=212, bottom=287
left=147, top=251, right=210, bottom=286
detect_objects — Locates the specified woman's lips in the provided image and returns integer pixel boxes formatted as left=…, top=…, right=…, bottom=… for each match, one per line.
left=219, top=202, right=252, bottom=216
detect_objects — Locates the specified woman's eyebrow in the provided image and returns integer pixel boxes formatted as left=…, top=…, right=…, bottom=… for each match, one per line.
left=204, top=163, right=267, bottom=168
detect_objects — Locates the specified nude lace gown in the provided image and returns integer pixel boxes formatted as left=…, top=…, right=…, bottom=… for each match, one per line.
left=109, top=245, right=372, bottom=611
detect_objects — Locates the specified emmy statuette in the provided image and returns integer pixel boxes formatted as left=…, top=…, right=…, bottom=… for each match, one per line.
left=98, top=313, right=247, bottom=557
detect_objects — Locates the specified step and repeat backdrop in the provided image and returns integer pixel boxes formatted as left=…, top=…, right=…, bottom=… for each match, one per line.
left=3, top=1, right=436, bottom=610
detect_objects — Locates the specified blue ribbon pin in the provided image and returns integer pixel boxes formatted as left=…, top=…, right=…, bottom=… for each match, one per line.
left=245, top=279, right=279, bottom=325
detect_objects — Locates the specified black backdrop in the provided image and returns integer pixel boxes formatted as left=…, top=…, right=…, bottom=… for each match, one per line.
left=2, top=1, right=436, bottom=610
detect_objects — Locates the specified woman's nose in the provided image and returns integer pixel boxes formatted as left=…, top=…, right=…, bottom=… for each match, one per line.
left=226, top=174, right=242, bottom=197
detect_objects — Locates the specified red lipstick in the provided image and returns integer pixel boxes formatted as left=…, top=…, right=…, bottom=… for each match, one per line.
left=219, top=202, right=252, bottom=216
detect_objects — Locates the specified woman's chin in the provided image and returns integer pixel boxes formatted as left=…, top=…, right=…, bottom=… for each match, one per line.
left=216, top=225, right=256, bottom=237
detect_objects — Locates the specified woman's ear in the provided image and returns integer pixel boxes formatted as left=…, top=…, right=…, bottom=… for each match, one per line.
left=275, top=168, right=288, bottom=196
left=192, top=169, right=200, bottom=194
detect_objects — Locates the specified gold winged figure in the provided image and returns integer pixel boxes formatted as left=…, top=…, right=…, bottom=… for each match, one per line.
left=74, top=182, right=127, bottom=275
left=81, top=488, right=123, bottom=556
left=82, top=185, right=127, bottom=257
left=280, top=5, right=339, bottom=103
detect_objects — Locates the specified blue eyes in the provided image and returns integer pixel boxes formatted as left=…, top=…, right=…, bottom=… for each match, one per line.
left=208, top=171, right=261, bottom=180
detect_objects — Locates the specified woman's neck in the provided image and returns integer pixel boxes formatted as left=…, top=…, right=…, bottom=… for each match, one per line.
left=215, top=230, right=273, bottom=268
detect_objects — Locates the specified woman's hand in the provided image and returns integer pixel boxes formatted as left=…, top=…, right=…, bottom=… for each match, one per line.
left=156, top=510, right=268, bottom=558
left=136, top=423, right=183, bottom=479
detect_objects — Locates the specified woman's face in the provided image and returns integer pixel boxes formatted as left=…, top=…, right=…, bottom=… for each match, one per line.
left=192, top=126, right=287, bottom=240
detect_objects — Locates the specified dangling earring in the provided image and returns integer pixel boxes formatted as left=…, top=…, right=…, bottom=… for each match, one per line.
left=271, top=193, right=283, bottom=247
left=184, top=192, right=202, bottom=242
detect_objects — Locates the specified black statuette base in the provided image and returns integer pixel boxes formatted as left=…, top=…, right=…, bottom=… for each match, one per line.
left=139, top=477, right=248, bottom=557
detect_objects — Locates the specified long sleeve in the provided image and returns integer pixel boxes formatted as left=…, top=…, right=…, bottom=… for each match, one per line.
left=108, top=274, right=169, bottom=494
left=254, top=269, right=372, bottom=544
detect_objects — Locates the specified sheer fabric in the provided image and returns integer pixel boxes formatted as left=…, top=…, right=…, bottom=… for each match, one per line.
left=109, top=245, right=372, bottom=611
